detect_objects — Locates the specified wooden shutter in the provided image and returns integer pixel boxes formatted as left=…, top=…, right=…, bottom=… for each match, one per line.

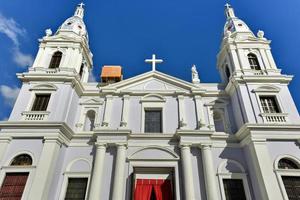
left=145, top=110, right=162, bottom=133
left=282, top=176, right=300, bottom=200
left=65, top=178, right=88, bottom=200
left=223, top=179, right=246, bottom=200
left=0, top=173, right=29, bottom=200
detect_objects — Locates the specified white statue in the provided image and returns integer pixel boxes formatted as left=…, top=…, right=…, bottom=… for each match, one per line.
left=191, top=64, right=200, bottom=84
left=45, top=28, right=52, bottom=36
left=257, top=30, right=265, bottom=39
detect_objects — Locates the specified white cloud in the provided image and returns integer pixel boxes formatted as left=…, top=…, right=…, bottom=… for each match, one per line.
left=12, top=48, right=33, bottom=67
left=0, top=13, right=25, bottom=46
left=0, top=85, right=20, bottom=107
left=0, top=13, right=33, bottom=67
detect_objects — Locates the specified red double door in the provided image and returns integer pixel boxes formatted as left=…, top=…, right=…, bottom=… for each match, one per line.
left=0, top=173, right=29, bottom=200
left=134, top=179, right=173, bottom=200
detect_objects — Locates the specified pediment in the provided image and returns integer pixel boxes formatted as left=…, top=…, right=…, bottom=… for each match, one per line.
left=102, top=71, right=198, bottom=93
left=128, top=146, right=179, bottom=161
left=80, top=98, right=103, bottom=105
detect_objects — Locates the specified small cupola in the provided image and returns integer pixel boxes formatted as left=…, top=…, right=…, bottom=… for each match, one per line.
left=101, top=66, right=123, bottom=84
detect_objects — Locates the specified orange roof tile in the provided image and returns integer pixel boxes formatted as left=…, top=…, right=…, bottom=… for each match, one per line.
left=101, top=66, right=122, bottom=77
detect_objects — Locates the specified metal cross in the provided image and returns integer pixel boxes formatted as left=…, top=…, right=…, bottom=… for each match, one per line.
left=225, top=3, right=231, bottom=9
left=78, top=2, right=85, bottom=8
left=145, top=54, right=163, bottom=71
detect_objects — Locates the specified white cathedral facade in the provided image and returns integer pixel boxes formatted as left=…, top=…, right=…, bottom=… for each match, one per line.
left=0, top=3, right=300, bottom=200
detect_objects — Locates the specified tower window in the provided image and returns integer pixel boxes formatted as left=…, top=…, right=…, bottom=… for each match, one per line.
left=79, top=63, right=84, bottom=78
left=248, top=53, right=261, bottom=70
left=259, top=96, right=280, bottom=113
left=278, top=158, right=299, bottom=169
left=31, top=94, right=51, bottom=111
left=145, top=110, right=162, bottom=133
left=225, top=65, right=231, bottom=80
left=49, top=51, right=62, bottom=69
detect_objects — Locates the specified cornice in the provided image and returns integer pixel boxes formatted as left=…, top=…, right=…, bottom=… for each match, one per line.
left=0, top=121, right=74, bottom=145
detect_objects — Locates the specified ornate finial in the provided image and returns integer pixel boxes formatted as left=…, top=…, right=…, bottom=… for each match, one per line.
left=74, top=2, right=85, bottom=19
left=191, top=64, right=200, bottom=84
left=145, top=54, right=163, bottom=71
left=225, top=3, right=236, bottom=19
left=45, top=28, right=52, bottom=36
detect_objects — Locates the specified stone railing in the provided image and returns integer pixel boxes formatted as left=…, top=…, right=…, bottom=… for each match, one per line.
left=260, top=113, right=288, bottom=123
left=21, top=111, right=50, bottom=121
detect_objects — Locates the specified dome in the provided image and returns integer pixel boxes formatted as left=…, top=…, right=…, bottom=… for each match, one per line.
left=60, top=16, right=88, bottom=39
left=56, top=3, right=89, bottom=40
left=223, top=4, right=253, bottom=36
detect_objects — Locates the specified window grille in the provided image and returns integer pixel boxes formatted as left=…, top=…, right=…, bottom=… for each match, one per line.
left=279, top=158, right=299, bottom=169
left=49, top=51, right=62, bottom=69
left=259, top=96, right=280, bottom=113
left=282, top=176, right=300, bottom=200
left=31, top=94, right=51, bottom=111
left=65, top=178, right=88, bottom=200
left=11, top=154, right=32, bottom=166
left=145, top=110, right=162, bottom=133
left=223, top=179, right=247, bottom=200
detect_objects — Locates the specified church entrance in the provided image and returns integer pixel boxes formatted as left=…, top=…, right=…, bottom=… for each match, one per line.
left=0, top=172, right=29, bottom=200
left=133, top=168, right=174, bottom=200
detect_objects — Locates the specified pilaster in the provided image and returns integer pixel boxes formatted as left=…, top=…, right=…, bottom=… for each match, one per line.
left=0, top=136, right=12, bottom=165
left=194, top=95, right=206, bottom=129
left=120, top=95, right=130, bottom=128
left=102, top=95, right=113, bottom=127
left=177, top=95, right=187, bottom=128
left=28, top=137, right=62, bottom=200
left=180, top=144, right=196, bottom=200
left=88, top=143, right=107, bottom=200
left=245, top=138, right=282, bottom=200
left=112, top=143, right=127, bottom=200
left=200, top=144, right=219, bottom=200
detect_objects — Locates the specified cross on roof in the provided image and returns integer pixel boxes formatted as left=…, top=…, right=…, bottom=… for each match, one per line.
left=78, top=2, right=85, bottom=8
left=145, top=54, right=163, bottom=71
left=225, top=3, right=231, bottom=9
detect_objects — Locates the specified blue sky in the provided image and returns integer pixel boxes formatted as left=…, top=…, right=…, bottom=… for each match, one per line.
left=0, top=0, right=299, bottom=120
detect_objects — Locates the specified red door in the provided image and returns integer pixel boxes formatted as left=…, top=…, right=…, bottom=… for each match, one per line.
left=0, top=173, right=29, bottom=200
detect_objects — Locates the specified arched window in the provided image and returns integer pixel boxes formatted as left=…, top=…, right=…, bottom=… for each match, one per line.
left=247, top=53, right=261, bottom=70
left=49, top=51, right=62, bottom=69
left=79, top=63, right=84, bottom=78
left=213, top=110, right=226, bottom=132
left=10, top=154, right=32, bottom=166
left=225, top=65, right=231, bottom=80
left=84, top=110, right=96, bottom=131
left=278, top=158, right=299, bottom=169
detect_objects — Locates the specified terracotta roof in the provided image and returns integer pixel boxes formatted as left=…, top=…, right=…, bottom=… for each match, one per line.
left=101, top=66, right=122, bottom=77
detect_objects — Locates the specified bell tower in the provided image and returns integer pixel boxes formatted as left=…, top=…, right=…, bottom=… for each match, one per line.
left=216, top=4, right=298, bottom=128
left=30, top=3, right=93, bottom=83
left=217, top=4, right=281, bottom=83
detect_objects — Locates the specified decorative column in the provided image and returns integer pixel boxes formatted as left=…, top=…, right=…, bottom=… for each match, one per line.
left=112, top=144, right=127, bottom=200
left=201, top=144, right=218, bottom=200
left=194, top=96, right=206, bottom=129
left=88, top=143, right=107, bottom=200
left=246, top=139, right=282, bottom=199
left=120, top=95, right=130, bottom=128
left=180, top=144, right=196, bottom=200
left=102, top=95, right=113, bottom=127
left=0, top=136, right=11, bottom=165
left=28, top=137, right=62, bottom=199
left=177, top=95, right=187, bottom=128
